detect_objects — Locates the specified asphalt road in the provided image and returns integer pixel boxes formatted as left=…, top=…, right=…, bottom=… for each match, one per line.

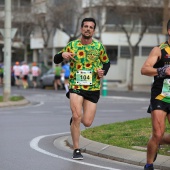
left=0, top=87, right=151, bottom=170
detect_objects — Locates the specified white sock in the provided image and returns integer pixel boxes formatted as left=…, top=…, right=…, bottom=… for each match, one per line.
left=65, top=84, right=69, bottom=93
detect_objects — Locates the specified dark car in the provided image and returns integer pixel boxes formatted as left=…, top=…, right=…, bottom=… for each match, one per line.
left=39, top=68, right=64, bottom=89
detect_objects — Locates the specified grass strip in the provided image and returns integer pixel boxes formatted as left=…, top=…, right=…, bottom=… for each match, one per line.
left=81, top=118, right=170, bottom=156
left=0, top=96, right=24, bottom=102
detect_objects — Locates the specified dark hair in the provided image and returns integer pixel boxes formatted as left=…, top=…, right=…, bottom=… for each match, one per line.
left=81, top=18, right=96, bottom=30
left=167, top=20, right=170, bottom=31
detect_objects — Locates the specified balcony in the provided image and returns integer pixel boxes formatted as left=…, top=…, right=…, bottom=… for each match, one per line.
left=104, top=24, right=162, bottom=34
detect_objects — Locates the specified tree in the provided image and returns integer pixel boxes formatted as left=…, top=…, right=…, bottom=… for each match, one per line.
left=108, top=0, right=163, bottom=90
left=0, top=4, right=34, bottom=63
left=86, top=0, right=163, bottom=90
left=12, top=18, right=34, bottom=63
left=47, top=0, right=85, bottom=41
left=32, top=0, right=84, bottom=66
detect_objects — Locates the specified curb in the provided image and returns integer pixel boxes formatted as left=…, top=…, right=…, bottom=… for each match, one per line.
left=66, top=135, right=170, bottom=170
left=0, top=99, right=30, bottom=108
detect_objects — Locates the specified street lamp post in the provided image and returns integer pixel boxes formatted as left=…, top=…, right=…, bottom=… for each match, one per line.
left=3, top=0, right=11, bottom=102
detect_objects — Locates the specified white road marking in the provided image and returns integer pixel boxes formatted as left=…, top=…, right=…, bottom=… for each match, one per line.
left=30, top=132, right=121, bottom=170
left=33, top=101, right=44, bottom=107
left=106, top=96, right=149, bottom=102
left=98, top=110, right=123, bottom=112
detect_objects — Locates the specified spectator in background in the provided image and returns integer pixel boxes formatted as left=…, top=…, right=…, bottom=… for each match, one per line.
left=13, top=61, right=21, bottom=88
left=62, top=61, right=70, bottom=93
left=0, top=62, right=4, bottom=86
left=31, top=62, right=41, bottom=88
left=54, top=64, right=62, bottom=90
left=11, top=66, right=15, bottom=86
left=21, top=61, right=30, bottom=89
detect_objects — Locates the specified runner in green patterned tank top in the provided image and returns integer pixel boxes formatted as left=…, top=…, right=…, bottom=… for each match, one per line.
left=141, top=20, right=170, bottom=170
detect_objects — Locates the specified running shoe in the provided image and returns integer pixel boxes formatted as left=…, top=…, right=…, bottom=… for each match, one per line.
left=72, top=149, right=83, bottom=160
left=144, top=165, right=154, bottom=170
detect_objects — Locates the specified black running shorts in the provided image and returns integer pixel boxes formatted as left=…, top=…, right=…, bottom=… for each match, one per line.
left=15, top=76, right=20, bottom=80
left=67, top=89, right=100, bottom=103
left=33, top=76, right=38, bottom=81
left=22, top=75, right=28, bottom=80
left=147, top=99, right=170, bottom=114
left=54, top=75, right=61, bottom=80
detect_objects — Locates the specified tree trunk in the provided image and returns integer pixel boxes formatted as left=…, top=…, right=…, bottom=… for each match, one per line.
left=128, top=45, right=134, bottom=91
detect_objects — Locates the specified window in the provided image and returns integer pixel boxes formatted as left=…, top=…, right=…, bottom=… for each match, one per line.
left=12, top=1, right=19, bottom=6
left=12, top=0, right=31, bottom=7
left=106, top=7, right=141, bottom=33
left=120, top=46, right=130, bottom=58
left=120, top=46, right=139, bottom=58
left=106, top=46, right=118, bottom=64
left=142, top=47, right=153, bottom=56
left=0, top=0, right=4, bottom=5
left=106, top=7, right=140, bottom=25
left=106, top=8, right=119, bottom=25
left=20, top=0, right=31, bottom=6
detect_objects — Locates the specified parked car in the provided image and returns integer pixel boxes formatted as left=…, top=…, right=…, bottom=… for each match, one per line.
left=39, top=68, right=64, bottom=89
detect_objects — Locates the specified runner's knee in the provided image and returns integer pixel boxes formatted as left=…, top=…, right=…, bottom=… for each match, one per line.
left=82, top=119, right=93, bottom=127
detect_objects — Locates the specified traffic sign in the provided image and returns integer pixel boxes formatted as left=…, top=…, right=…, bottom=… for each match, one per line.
left=0, top=28, right=17, bottom=39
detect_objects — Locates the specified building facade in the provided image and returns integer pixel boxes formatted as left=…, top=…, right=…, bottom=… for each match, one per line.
left=0, top=0, right=169, bottom=87
left=81, top=0, right=169, bottom=87
left=0, top=0, right=33, bottom=63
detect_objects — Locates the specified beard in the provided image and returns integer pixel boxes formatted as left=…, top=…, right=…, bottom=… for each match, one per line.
left=82, top=33, right=92, bottom=39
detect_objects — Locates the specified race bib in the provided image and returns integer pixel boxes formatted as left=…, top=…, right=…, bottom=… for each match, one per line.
left=161, top=79, right=170, bottom=97
left=76, top=70, right=92, bottom=85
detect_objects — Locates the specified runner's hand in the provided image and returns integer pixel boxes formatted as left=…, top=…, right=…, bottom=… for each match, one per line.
left=165, top=66, right=170, bottom=76
left=97, top=69, right=105, bottom=78
left=62, top=52, right=76, bottom=61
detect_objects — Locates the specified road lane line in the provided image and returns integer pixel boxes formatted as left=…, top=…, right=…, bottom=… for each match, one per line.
left=106, top=96, right=149, bottom=102
left=30, top=132, right=121, bottom=170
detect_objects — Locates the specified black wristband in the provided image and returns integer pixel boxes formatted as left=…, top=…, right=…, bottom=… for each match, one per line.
left=102, top=62, right=110, bottom=75
left=157, top=65, right=169, bottom=78
left=53, top=53, right=63, bottom=64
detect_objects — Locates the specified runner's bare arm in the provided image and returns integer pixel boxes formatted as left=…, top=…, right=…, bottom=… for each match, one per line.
left=141, top=47, right=161, bottom=76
